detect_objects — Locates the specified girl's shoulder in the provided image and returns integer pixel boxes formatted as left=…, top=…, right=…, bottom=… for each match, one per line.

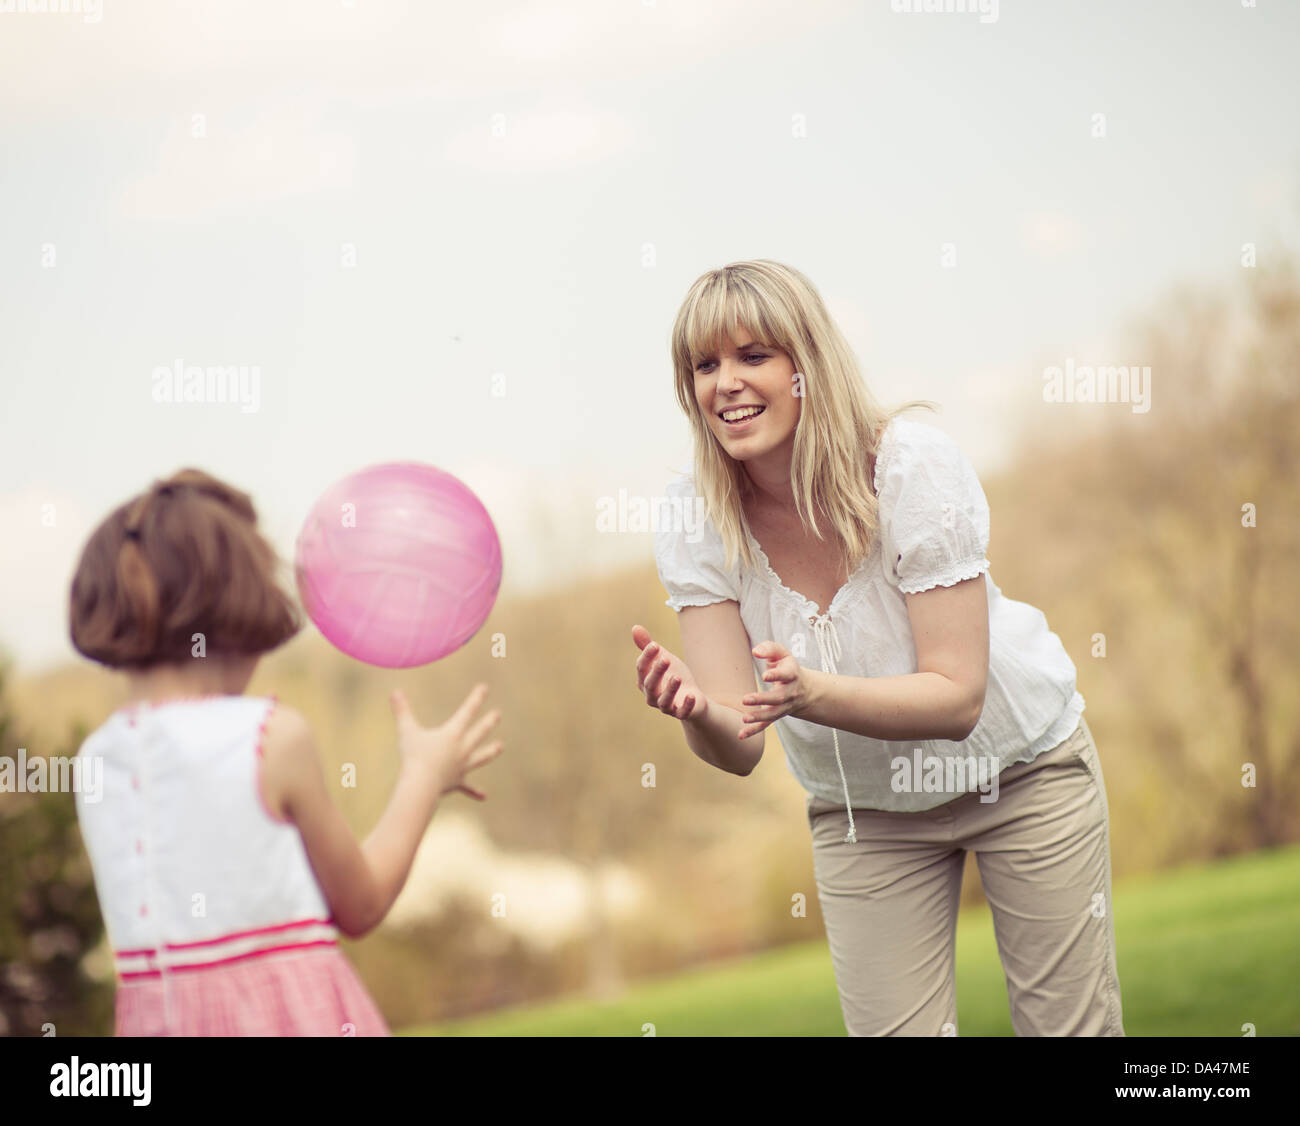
left=257, top=699, right=314, bottom=759
left=255, top=701, right=318, bottom=824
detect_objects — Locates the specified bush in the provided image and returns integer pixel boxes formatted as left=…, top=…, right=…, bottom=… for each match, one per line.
left=0, top=668, right=114, bottom=1036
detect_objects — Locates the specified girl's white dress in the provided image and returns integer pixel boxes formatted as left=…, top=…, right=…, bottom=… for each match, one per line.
left=75, top=695, right=389, bottom=1036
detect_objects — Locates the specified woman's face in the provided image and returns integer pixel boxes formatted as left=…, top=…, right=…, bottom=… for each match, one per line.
left=692, top=329, right=800, bottom=465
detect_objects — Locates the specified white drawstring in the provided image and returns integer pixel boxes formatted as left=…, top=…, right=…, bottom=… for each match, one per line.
left=811, top=615, right=857, bottom=844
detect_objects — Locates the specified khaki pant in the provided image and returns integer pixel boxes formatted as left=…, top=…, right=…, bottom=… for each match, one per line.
left=807, top=717, right=1123, bottom=1036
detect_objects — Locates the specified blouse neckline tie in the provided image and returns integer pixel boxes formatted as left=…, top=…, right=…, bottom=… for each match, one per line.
left=811, top=614, right=857, bottom=845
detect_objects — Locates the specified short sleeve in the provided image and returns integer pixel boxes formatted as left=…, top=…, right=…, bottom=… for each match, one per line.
left=876, top=421, right=990, bottom=595
left=652, top=475, right=740, bottom=611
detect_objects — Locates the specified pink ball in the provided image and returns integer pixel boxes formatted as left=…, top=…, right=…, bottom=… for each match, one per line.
left=294, top=462, right=502, bottom=668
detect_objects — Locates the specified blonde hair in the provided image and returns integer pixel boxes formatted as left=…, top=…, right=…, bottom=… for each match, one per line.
left=669, top=259, right=937, bottom=573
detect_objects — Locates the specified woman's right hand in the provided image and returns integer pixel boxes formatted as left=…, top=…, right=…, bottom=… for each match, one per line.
left=632, top=624, right=709, bottom=723
left=390, top=684, right=503, bottom=800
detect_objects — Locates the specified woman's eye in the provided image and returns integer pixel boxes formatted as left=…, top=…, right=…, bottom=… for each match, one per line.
left=696, top=355, right=766, bottom=373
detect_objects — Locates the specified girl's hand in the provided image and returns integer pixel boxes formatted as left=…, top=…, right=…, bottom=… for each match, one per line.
left=739, top=641, right=808, bottom=739
left=390, top=685, right=504, bottom=800
left=632, top=624, right=709, bottom=723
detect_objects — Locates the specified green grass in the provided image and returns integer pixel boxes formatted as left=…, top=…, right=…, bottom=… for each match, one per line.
left=400, top=843, right=1300, bottom=1036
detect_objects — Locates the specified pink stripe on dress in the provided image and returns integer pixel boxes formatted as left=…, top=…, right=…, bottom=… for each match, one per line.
left=114, top=946, right=390, bottom=1036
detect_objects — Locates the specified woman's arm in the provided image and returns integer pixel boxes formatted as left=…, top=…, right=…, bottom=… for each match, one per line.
left=742, top=575, right=990, bottom=743
left=259, top=689, right=502, bottom=937
left=632, top=601, right=765, bottom=776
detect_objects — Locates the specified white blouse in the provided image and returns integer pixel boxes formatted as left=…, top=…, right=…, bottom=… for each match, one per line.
left=653, top=416, right=1085, bottom=823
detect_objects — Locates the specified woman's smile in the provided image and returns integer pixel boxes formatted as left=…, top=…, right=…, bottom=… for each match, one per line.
left=718, top=402, right=767, bottom=432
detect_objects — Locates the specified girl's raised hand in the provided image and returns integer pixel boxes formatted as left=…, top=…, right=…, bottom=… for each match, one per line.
left=390, top=685, right=504, bottom=800
left=632, top=624, right=709, bottom=723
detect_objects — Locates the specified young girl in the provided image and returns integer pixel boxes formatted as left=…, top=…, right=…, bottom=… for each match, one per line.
left=633, top=259, right=1123, bottom=1036
left=69, top=468, right=503, bottom=1036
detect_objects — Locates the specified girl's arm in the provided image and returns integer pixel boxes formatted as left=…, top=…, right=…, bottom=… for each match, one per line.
left=632, top=600, right=765, bottom=776
left=259, top=687, right=502, bottom=938
left=742, top=576, right=990, bottom=743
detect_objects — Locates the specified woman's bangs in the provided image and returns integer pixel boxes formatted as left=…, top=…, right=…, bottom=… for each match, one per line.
left=686, top=282, right=778, bottom=365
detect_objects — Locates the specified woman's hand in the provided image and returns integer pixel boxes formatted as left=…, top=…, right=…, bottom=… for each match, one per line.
left=632, top=624, right=710, bottom=723
left=738, top=641, right=811, bottom=739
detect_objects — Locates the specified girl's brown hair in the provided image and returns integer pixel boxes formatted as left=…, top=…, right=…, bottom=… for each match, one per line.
left=69, top=468, right=302, bottom=669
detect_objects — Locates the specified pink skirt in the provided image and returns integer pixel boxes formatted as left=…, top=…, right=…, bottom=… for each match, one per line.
left=114, top=945, right=390, bottom=1036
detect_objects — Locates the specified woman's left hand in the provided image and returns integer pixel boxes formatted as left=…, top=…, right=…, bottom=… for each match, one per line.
left=739, top=641, right=811, bottom=739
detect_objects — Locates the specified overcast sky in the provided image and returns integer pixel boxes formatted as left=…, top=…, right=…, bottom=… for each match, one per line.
left=2, top=0, right=1297, bottom=673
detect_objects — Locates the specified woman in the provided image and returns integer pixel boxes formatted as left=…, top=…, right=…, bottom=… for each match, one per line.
left=632, top=259, right=1123, bottom=1037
